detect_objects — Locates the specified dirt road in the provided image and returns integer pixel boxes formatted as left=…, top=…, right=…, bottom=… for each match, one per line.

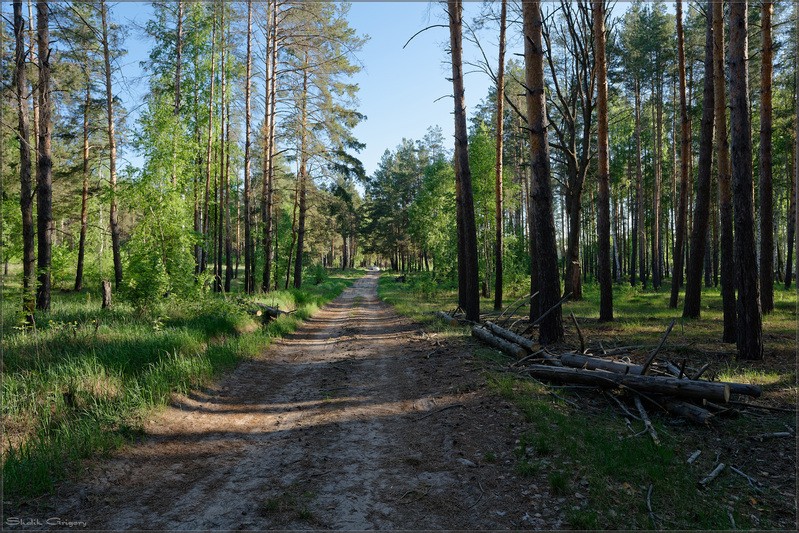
left=17, top=273, right=565, bottom=530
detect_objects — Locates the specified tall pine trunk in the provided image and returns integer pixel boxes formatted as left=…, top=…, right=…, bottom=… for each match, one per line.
left=729, top=0, right=763, bottom=360
left=683, top=1, right=715, bottom=319
left=101, top=0, right=122, bottom=289
left=714, top=0, right=736, bottom=342
left=524, top=0, right=563, bottom=343
left=787, top=145, right=795, bottom=289
left=448, top=0, right=480, bottom=321
left=171, top=0, right=182, bottom=187
left=75, top=82, right=90, bottom=292
left=14, top=0, right=35, bottom=313
left=243, top=0, right=253, bottom=293
left=262, top=0, right=277, bottom=292
left=634, top=78, right=646, bottom=288
left=758, top=1, right=774, bottom=313
left=35, top=0, right=52, bottom=311
left=493, top=0, right=507, bottom=311
left=202, top=10, right=216, bottom=275
left=670, top=0, right=690, bottom=308
left=594, top=0, right=613, bottom=321
left=293, top=62, right=309, bottom=289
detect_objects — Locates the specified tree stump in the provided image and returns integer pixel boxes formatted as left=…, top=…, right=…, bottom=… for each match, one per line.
left=101, top=280, right=112, bottom=309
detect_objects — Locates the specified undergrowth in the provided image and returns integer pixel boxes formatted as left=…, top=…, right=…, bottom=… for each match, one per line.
left=1, top=269, right=362, bottom=505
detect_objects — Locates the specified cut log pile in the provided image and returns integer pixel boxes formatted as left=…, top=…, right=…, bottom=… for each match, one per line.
left=446, top=310, right=765, bottom=427
left=235, top=298, right=292, bottom=323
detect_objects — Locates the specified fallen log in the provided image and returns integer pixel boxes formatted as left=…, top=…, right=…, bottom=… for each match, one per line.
left=560, top=353, right=643, bottom=375
left=727, top=383, right=763, bottom=398
left=472, top=327, right=526, bottom=358
left=662, top=398, right=713, bottom=424
left=484, top=321, right=535, bottom=351
left=435, top=311, right=459, bottom=326
left=524, top=365, right=731, bottom=403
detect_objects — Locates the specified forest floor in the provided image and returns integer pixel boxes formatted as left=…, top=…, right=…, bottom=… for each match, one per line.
left=6, top=271, right=564, bottom=530
left=6, top=271, right=796, bottom=530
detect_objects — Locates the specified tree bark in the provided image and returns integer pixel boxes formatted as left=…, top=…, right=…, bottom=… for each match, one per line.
left=293, top=59, right=309, bottom=290
left=14, top=0, right=35, bottom=313
left=75, top=82, right=91, bottom=292
left=493, top=0, right=507, bottom=311
left=262, top=0, right=277, bottom=292
left=787, top=146, right=796, bottom=289
left=171, top=0, right=183, bottom=187
left=594, top=0, right=613, bottom=321
left=523, top=0, right=563, bottom=343
left=729, top=0, right=763, bottom=360
left=35, top=0, right=52, bottom=311
left=100, top=0, right=122, bottom=289
left=714, top=0, right=736, bottom=342
left=758, top=1, right=774, bottom=313
left=243, top=0, right=253, bottom=293
left=202, top=9, right=217, bottom=275
left=634, top=78, right=646, bottom=288
left=448, top=0, right=480, bottom=321
left=683, top=1, right=715, bottom=319
left=670, top=0, right=690, bottom=309
left=215, top=5, right=227, bottom=293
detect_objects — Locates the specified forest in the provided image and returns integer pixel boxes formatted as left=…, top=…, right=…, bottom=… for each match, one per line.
left=1, top=0, right=796, bottom=529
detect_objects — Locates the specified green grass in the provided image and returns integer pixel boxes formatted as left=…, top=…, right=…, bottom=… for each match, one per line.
left=380, top=271, right=796, bottom=529
left=487, top=372, right=751, bottom=529
left=1, top=268, right=363, bottom=505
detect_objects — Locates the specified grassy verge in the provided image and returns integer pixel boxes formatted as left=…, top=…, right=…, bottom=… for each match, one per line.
left=1, top=269, right=362, bottom=505
left=379, top=271, right=796, bottom=529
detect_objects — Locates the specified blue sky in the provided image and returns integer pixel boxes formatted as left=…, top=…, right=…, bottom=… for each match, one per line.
left=107, top=1, right=512, bottom=178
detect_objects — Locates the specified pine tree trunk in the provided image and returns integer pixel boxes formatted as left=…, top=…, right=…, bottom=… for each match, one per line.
left=216, top=8, right=227, bottom=293
left=243, top=0, right=253, bottom=293
left=101, top=0, right=122, bottom=290
left=594, top=0, right=613, bottom=321
left=493, top=0, right=507, bottom=311
left=652, top=76, right=664, bottom=290
left=524, top=0, right=563, bottom=343
left=14, top=0, right=35, bottom=313
left=75, top=82, right=90, bottom=292
left=787, top=146, right=796, bottom=289
left=201, top=11, right=216, bottom=275
left=634, top=79, right=646, bottom=288
left=729, top=0, right=763, bottom=360
left=448, top=0, right=480, bottom=321
left=714, top=0, right=736, bottom=342
left=224, top=99, right=233, bottom=292
left=670, top=0, right=690, bottom=309
left=293, top=62, right=309, bottom=290
left=35, top=0, right=52, bottom=311
left=262, top=0, right=277, bottom=292
left=171, top=0, right=182, bottom=187
left=683, top=1, right=715, bottom=319
left=758, top=1, right=774, bottom=313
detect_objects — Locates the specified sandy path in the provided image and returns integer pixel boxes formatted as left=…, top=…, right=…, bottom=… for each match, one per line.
left=14, top=272, right=565, bottom=530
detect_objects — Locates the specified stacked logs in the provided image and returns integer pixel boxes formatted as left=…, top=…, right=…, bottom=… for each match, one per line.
left=435, top=309, right=763, bottom=426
